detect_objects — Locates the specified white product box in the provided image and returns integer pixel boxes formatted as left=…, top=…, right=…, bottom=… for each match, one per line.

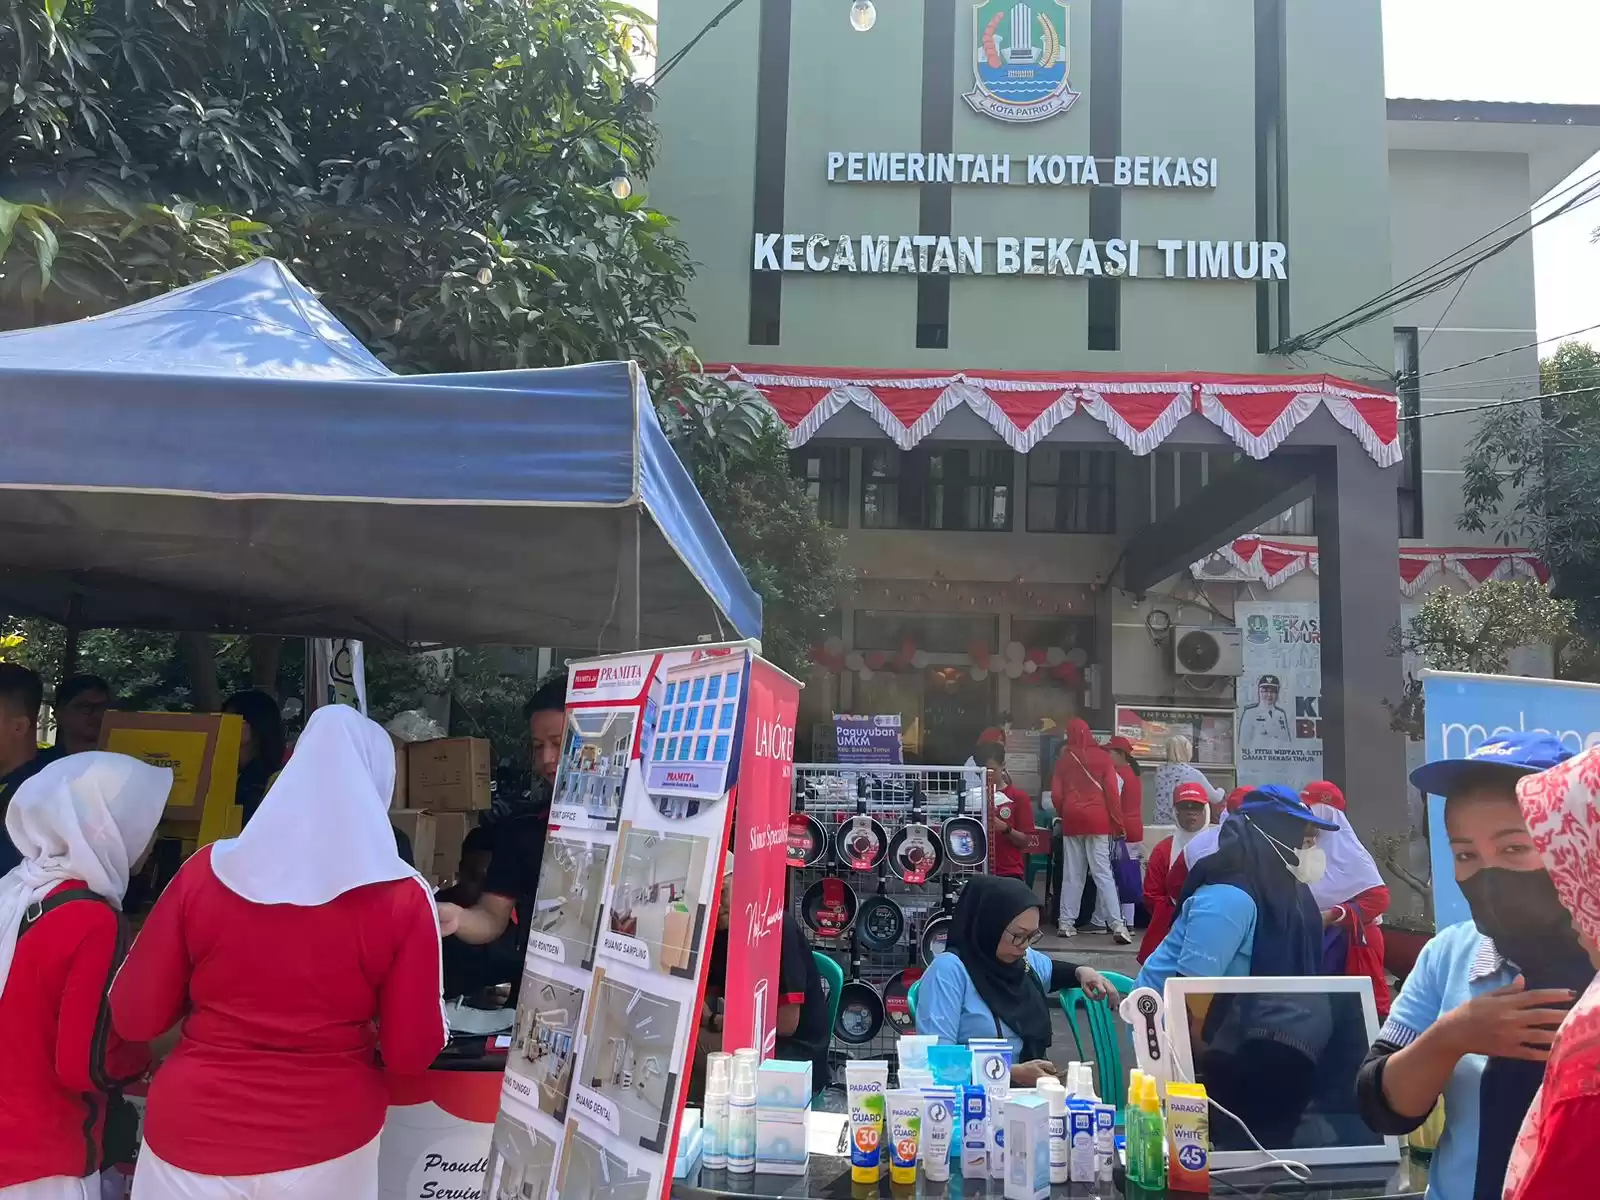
left=755, top=1111, right=809, bottom=1175
left=756, top=1059, right=813, bottom=1111
left=1004, top=1094, right=1051, bottom=1200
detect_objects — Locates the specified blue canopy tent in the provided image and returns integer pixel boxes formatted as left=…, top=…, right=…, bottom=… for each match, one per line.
left=0, top=259, right=761, bottom=649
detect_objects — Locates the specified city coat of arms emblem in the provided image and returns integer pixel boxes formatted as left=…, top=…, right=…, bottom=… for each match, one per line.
left=963, top=0, right=1078, bottom=123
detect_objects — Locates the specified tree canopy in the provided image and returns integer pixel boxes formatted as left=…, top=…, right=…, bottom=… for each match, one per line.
left=2, top=0, right=848, bottom=688
left=1460, top=341, right=1600, bottom=636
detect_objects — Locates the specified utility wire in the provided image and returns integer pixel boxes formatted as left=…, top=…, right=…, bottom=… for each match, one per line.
left=647, top=0, right=752, bottom=87
left=1400, top=384, right=1600, bottom=423
left=1277, top=166, right=1600, bottom=356
left=1417, top=320, right=1600, bottom=380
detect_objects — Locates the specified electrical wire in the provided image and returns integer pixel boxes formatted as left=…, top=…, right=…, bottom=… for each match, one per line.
left=647, top=0, right=753, bottom=87
left=1277, top=166, right=1600, bottom=356
left=1417, top=320, right=1600, bottom=381
left=1420, top=266, right=1474, bottom=354
left=1399, top=383, right=1600, bottom=422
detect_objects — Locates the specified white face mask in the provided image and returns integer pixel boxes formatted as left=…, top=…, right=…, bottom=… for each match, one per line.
left=1254, top=821, right=1329, bottom=887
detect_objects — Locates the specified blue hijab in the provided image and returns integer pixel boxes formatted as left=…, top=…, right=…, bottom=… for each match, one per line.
left=1178, top=787, right=1323, bottom=976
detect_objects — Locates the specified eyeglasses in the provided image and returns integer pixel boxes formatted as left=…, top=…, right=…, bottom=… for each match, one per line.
left=1004, top=926, right=1044, bottom=949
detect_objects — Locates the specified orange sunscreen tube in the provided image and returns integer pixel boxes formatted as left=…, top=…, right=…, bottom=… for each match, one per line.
left=1165, top=1082, right=1210, bottom=1192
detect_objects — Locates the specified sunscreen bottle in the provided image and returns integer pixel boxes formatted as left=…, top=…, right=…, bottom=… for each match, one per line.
left=1066, top=1065, right=1095, bottom=1184
left=703, top=1053, right=730, bottom=1170
left=726, top=1053, right=757, bottom=1174
left=1165, top=1082, right=1211, bottom=1192
left=1126, top=1073, right=1149, bottom=1188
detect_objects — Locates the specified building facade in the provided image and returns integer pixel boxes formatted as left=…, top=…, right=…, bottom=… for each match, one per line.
left=649, top=0, right=1600, bottom=855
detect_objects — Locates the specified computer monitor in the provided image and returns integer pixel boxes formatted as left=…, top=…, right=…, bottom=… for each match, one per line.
left=1162, top=975, right=1400, bottom=1169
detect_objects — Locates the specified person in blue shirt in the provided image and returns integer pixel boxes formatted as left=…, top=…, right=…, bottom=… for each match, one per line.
left=917, top=876, right=1120, bottom=1086
left=1355, top=733, right=1590, bottom=1200
left=1135, top=785, right=1340, bottom=999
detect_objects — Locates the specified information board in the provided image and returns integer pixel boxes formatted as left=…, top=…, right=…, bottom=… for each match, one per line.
left=482, top=643, right=799, bottom=1200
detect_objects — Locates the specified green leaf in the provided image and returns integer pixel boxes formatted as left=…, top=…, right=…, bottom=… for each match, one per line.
left=26, top=213, right=60, bottom=291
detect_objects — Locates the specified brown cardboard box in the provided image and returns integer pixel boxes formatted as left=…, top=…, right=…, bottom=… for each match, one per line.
left=430, top=811, right=471, bottom=884
left=390, top=737, right=409, bottom=809
left=406, top=737, right=491, bottom=811
left=388, top=809, right=437, bottom=875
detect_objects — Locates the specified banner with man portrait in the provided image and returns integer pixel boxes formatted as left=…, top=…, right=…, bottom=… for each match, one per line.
left=1234, top=601, right=1323, bottom=790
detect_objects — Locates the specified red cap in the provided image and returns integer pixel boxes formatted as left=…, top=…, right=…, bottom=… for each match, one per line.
left=978, top=727, right=1006, bottom=745
left=1173, top=781, right=1210, bottom=806
left=1107, top=736, right=1136, bottom=755
left=1301, top=781, right=1346, bottom=811
left=1224, top=786, right=1251, bottom=813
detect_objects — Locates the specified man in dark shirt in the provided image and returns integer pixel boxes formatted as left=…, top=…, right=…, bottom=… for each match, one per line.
left=0, top=663, right=47, bottom=875
left=437, top=676, right=565, bottom=956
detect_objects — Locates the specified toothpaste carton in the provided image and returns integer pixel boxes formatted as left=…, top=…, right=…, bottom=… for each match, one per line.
left=1003, top=1093, right=1050, bottom=1200
left=1165, top=1082, right=1211, bottom=1192
left=962, top=1085, right=989, bottom=1178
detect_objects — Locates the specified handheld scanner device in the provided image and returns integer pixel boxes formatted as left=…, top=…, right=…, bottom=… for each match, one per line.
left=1118, top=987, right=1175, bottom=1092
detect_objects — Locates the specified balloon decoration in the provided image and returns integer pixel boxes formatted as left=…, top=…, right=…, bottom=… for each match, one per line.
left=807, top=635, right=1089, bottom=688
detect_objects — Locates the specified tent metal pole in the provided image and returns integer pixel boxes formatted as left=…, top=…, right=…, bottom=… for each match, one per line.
left=622, top=507, right=641, bottom=651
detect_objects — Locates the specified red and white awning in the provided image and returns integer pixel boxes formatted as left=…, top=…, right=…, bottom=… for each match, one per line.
left=717, top=365, right=1401, bottom=466
left=1191, top=537, right=1549, bottom=595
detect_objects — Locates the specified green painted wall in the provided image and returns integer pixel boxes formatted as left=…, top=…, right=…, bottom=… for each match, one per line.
left=651, top=0, right=1393, bottom=379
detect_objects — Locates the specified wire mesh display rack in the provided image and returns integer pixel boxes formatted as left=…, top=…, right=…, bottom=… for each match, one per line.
left=789, top=763, right=987, bottom=1086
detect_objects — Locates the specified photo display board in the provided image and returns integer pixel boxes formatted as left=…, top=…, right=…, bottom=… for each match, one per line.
left=484, top=643, right=800, bottom=1200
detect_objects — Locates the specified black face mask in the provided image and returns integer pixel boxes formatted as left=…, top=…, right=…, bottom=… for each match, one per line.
left=1459, top=867, right=1590, bottom=981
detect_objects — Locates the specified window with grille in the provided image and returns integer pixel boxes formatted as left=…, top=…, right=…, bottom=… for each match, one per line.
left=1026, top=448, right=1117, bottom=533
left=790, top=446, right=849, bottom=527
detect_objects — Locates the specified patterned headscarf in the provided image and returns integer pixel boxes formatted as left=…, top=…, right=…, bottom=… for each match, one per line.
left=1503, top=747, right=1600, bottom=1199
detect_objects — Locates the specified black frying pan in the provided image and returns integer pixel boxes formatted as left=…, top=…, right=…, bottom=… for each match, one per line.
left=787, top=785, right=827, bottom=869
left=801, top=874, right=858, bottom=941
left=882, top=941, right=924, bottom=1035
left=856, top=867, right=905, bottom=952
left=887, top=783, right=945, bottom=885
left=918, top=879, right=958, bottom=966
left=834, top=775, right=888, bottom=872
left=835, top=932, right=886, bottom=1046
left=942, top=775, right=989, bottom=869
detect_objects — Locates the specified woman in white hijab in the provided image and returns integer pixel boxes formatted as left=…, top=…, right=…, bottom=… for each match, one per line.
left=0, top=753, right=172, bottom=1200
left=112, top=705, right=446, bottom=1200
left=1300, top=781, right=1391, bottom=1016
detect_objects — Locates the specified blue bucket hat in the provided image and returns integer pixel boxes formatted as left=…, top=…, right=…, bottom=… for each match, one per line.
left=1408, top=731, right=1574, bottom=798
left=1237, top=784, right=1340, bottom=831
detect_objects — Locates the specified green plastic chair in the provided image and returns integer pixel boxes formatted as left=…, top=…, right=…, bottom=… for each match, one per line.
left=1058, top=969, right=1137, bottom=1116
left=814, top=951, right=845, bottom=1038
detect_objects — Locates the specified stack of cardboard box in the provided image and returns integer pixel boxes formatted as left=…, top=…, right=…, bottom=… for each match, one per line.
left=389, top=737, right=490, bottom=885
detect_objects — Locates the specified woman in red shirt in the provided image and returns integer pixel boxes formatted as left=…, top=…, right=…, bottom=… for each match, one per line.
left=0, top=753, right=172, bottom=1200
left=1299, top=781, right=1391, bottom=1017
left=113, top=705, right=447, bottom=1199
left=978, top=743, right=1035, bottom=880
left=1136, top=780, right=1210, bottom=963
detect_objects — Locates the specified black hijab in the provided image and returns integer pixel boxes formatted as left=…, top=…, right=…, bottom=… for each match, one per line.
left=949, top=876, right=1053, bottom=1060
left=1178, top=796, right=1322, bottom=977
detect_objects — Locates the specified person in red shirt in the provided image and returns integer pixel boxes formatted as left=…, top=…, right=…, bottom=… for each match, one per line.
left=1136, top=780, right=1210, bottom=964
left=1300, top=780, right=1392, bottom=1017
left=1049, top=718, right=1129, bottom=942
left=0, top=752, right=172, bottom=1200
left=112, top=705, right=447, bottom=1199
left=1105, top=736, right=1144, bottom=845
left=977, top=742, right=1035, bottom=880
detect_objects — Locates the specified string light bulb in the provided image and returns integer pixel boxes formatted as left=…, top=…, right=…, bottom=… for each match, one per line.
left=608, top=158, right=632, bottom=200
left=849, top=0, right=876, bottom=32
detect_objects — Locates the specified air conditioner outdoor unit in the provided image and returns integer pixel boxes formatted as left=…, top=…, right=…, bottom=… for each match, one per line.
left=1171, top=626, right=1244, bottom=678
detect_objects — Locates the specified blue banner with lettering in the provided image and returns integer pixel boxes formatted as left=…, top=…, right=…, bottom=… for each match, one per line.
left=1422, top=670, right=1600, bottom=927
